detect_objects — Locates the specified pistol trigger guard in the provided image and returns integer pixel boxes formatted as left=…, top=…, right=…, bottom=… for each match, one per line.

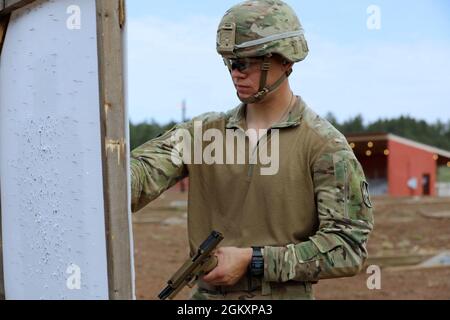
left=187, top=275, right=198, bottom=288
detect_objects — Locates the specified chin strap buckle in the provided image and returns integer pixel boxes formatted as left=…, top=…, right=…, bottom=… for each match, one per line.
left=254, top=88, right=270, bottom=99
left=261, top=62, right=271, bottom=71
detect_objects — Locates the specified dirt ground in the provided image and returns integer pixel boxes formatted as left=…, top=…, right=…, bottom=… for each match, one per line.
left=133, top=187, right=450, bottom=300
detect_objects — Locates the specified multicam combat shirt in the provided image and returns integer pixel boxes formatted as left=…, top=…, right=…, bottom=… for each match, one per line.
left=130, top=96, right=374, bottom=299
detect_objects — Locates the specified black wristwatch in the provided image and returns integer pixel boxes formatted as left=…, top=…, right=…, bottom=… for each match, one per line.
left=249, top=247, right=264, bottom=277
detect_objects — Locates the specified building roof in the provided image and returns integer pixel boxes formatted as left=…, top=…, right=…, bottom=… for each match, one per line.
left=345, top=132, right=450, bottom=159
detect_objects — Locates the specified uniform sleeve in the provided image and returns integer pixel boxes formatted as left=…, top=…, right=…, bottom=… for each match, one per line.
left=130, top=123, right=190, bottom=213
left=263, top=144, right=374, bottom=282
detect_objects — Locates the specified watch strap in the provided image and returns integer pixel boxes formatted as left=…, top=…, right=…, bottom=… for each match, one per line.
left=250, top=246, right=264, bottom=277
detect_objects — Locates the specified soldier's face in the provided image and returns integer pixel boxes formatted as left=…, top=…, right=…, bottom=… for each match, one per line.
left=231, top=56, right=291, bottom=101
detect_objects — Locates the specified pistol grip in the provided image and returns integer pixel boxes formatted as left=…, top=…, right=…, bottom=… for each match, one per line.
left=203, top=255, right=218, bottom=274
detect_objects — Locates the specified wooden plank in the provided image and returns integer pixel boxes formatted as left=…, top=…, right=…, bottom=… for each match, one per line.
left=0, top=0, right=36, bottom=16
left=0, top=14, right=9, bottom=55
left=0, top=13, right=9, bottom=302
left=365, top=253, right=436, bottom=268
left=96, top=0, right=134, bottom=300
left=387, top=264, right=450, bottom=273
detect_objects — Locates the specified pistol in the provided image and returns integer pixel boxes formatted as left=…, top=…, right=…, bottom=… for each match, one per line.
left=158, top=230, right=224, bottom=300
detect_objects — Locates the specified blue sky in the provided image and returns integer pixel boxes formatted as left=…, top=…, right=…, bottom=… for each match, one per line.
left=126, top=0, right=450, bottom=125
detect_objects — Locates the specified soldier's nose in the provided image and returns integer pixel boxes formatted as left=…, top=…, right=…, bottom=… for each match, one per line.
left=231, top=68, right=247, bottom=78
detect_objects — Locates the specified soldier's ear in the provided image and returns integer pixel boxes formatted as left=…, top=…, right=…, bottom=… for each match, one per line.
left=283, top=60, right=294, bottom=72
left=281, top=58, right=293, bottom=67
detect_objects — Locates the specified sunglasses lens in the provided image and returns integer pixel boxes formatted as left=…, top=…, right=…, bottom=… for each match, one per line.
left=227, top=58, right=263, bottom=72
left=230, top=59, right=248, bottom=72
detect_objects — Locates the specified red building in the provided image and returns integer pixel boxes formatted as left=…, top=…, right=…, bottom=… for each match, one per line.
left=346, top=133, right=450, bottom=197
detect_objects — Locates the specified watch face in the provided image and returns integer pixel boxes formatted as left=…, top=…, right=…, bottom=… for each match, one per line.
left=251, top=247, right=264, bottom=276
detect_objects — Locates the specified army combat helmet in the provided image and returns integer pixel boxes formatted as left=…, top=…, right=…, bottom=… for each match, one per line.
left=217, top=0, right=309, bottom=104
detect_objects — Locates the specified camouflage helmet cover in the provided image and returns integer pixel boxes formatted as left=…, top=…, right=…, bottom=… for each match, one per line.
left=217, top=0, right=309, bottom=63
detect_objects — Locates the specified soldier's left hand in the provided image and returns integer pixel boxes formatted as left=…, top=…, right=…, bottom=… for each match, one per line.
left=202, top=247, right=253, bottom=286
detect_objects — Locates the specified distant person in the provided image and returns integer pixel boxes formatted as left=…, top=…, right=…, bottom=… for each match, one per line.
left=130, top=0, right=374, bottom=300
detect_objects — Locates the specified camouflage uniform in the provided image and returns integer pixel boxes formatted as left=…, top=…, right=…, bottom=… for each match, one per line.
left=131, top=0, right=374, bottom=300
left=131, top=98, right=374, bottom=300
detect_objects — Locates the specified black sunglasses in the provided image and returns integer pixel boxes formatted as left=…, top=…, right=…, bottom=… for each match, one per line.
left=225, top=58, right=264, bottom=72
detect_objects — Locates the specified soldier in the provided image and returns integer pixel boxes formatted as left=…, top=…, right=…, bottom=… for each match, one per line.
left=131, top=0, right=374, bottom=300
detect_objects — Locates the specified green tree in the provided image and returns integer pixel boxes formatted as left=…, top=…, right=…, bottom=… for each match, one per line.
left=130, top=119, right=177, bottom=150
left=129, top=114, right=450, bottom=152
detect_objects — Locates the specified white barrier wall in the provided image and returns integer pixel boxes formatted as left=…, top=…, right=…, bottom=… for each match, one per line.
left=0, top=0, right=110, bottom=299
left=437, top=182, right=450, bottom=197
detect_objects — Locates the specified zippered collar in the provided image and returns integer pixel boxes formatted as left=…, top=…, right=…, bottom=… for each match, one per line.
left=225, top=95, right=306, bottom=131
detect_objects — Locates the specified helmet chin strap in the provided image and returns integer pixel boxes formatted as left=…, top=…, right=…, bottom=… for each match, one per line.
left=238, top=56, right=293, bottom=104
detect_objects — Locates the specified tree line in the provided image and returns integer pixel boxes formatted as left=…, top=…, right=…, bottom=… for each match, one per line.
left=325, top=113, right=450, bottom=151
left=130, top=114, right=450, bottom=152
left=130, top=120, right=178, bottom=150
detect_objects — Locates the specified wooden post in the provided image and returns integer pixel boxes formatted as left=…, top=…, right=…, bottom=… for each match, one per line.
left=96, top=0, right=134, bottom=300
left=0, top=14, right=9, bottom=54
left=0, top=0, right=36, bottom=16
